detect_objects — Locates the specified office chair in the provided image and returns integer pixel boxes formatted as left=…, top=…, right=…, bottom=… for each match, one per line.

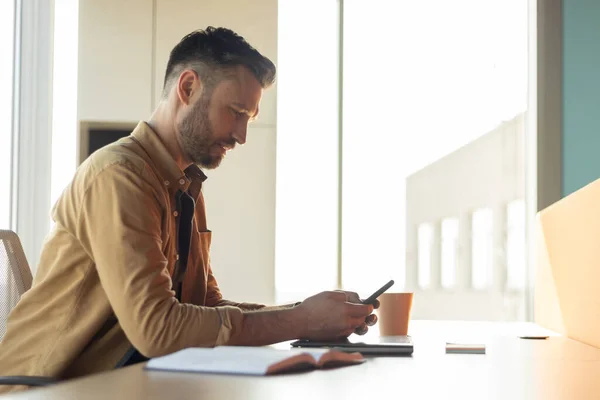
left=0, top=230, right=57, bottom=387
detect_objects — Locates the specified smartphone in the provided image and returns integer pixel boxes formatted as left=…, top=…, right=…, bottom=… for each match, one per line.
left=362, top=279, right=395, bottom=305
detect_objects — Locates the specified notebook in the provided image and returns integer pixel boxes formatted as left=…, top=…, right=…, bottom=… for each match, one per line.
left=145, top=346, right=365, bottom=376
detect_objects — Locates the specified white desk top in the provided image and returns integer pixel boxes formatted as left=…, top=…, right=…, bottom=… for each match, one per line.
left=3, top=320, right=599, bottom=400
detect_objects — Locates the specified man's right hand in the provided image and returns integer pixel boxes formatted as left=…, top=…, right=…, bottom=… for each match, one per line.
left=294, top=291, right=374, bottom=340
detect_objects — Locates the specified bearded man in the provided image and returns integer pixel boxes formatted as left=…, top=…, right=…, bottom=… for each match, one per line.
left=0, top=27, right=376, bottom=392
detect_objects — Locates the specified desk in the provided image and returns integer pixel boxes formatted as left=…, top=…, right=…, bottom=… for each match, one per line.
left=3, top=321, right=600, bottom=400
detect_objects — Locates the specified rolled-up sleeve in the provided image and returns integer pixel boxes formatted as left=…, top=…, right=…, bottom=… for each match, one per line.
left=75, top=163, right=243, bottom=357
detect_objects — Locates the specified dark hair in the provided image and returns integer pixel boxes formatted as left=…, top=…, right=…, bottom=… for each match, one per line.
left=162, top=26, right=276, bottom=97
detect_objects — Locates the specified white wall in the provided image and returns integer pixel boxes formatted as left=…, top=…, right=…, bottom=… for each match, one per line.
left=78, top=0, right=153, bottom=122
left=78, top=0, right=277, bottom=304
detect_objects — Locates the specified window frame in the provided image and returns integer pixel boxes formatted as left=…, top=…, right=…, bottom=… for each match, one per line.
left=12, top=0, right=55, bottom=271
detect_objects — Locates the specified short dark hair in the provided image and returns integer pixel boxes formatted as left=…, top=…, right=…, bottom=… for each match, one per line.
left=162, top=27, right=276, bottom=97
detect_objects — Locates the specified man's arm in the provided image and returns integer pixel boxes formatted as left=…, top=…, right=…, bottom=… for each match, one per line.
left=213, top=300, right=266, bottom=311
left=256, top=303, right=300, bottom=311
left=228, top=291, right=374, bottom=346
left=75, top=164, right=244, bottom=357
left=228, top=307, right=305, bottom=346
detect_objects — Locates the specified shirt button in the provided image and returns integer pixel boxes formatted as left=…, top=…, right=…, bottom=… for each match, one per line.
left=173, top=211, right=178, bottom=217
left=164, top=180, right=170, bottom=186
left=179, top=179, right=185, bottom=185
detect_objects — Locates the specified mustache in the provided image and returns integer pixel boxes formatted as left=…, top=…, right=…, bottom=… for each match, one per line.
left=218, top=140, right=237, bottom=150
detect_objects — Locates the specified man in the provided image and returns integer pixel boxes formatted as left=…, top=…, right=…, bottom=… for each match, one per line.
left=0, top=27, right=377, bottom=392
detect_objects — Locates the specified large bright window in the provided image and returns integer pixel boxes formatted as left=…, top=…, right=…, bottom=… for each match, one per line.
left=275, top=0, right=340, bottom=303
left=341, top=0, right=527, bottom=294
left=341, top=0, right=412, bottom=292
left=0, top=1, right=16, bottom=230
left=277, top=0, right=529, bottom=319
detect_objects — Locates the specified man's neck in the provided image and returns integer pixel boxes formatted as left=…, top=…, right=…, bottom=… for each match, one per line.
left=148, top=103, right=192, bottom=172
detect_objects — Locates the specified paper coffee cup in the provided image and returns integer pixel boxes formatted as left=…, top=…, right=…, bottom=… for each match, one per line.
left=377, top=292, right=414, bottom=336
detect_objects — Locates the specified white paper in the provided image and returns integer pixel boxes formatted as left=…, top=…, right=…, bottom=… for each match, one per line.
left=146, top=346, right=330, bottom=376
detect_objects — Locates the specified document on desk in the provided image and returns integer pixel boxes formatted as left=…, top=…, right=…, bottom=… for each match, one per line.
left=145, top=346, right=365, bottom=376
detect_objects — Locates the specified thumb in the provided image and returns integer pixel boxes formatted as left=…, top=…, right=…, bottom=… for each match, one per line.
left=346, top=302, right=374, bottom=317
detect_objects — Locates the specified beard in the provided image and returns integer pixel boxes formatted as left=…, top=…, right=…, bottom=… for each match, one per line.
left=178, top=93, right=228, bottom=169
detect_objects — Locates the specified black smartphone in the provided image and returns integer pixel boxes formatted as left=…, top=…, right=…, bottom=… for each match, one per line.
left=362, top=279, right=395, bottom=305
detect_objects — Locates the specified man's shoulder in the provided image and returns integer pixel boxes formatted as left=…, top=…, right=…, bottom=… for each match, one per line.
left=77, top=136, right=159, bottom=188
left=51, top=135, right=168, bottom=234
left=86, top=136, right=145, bottom=172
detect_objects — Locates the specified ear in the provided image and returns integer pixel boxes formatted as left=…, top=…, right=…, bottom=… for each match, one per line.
left=176, top=69, right=202, bottom=106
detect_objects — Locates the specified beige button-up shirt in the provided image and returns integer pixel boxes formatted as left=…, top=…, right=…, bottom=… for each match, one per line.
left=0, top=122, right=256, bottom=392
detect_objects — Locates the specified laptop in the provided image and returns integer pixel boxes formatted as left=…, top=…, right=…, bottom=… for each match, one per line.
left=290, top=335, right=414, bottom=356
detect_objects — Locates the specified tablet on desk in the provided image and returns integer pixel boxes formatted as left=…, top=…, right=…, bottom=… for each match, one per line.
left=290, top=336, right=414, bottom=356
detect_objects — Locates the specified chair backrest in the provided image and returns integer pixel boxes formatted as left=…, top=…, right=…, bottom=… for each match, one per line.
left=0, top=230, right=33, bottom=341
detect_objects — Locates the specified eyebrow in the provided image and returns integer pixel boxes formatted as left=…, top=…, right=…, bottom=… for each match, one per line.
left=233, top=103, right=259, bottom=120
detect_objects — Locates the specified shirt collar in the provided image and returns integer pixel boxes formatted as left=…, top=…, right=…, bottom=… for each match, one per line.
left=131, top=121, right=207, bottom=196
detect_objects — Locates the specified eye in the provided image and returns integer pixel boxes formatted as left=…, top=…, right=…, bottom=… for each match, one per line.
left=231, top=108, right=245, bottom=118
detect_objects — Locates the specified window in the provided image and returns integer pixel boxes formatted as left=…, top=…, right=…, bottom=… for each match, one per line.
left=340, top=0, right=527, bottom=295
left=471, top=208, right=493, bottom=289
left=340, top=0, right=407, bottom=293
left=417, top=223, right=433, bottom=289
left=275, top=0, right=339, bottom=303
left=50, top=0, right=79, bottom=222
left=441, top=218, right=459, bottom=289
left=277, top=0, right=530, bottom=319
left=506, top=199, right=526, bottom=290
left=0, top=0, right=16, bottom=230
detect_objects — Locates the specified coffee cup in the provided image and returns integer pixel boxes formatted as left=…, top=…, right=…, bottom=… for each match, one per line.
left=377, top=292, right=414, bottom=336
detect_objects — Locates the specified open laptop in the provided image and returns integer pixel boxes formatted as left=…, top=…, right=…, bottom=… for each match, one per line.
left=535, top=178, right=600, bottom=350
left=290, top=335, right=414, bottom=356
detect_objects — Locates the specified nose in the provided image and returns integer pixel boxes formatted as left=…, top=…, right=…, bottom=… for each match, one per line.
left=232, top=123, right=248, bottom=145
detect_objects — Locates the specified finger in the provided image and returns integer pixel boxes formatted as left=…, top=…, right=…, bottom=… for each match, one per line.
left=344, top=291, right=361, bottom=304
left=341, top=328, right=355, bottom=338
left=345, top=302, right=374, bottom=317
left=328, top=291, right=348, bottom=301
left=346, top=316, right=367, bottom=331
left=354, top=322, right=368, bottom=335
left=340, top=318, right=360, bottom=338
left=335, top=290, right=361, bottom=303
left=365, top=314, right=378, bottom=326
left=372, top=299, right=380, bottom=309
